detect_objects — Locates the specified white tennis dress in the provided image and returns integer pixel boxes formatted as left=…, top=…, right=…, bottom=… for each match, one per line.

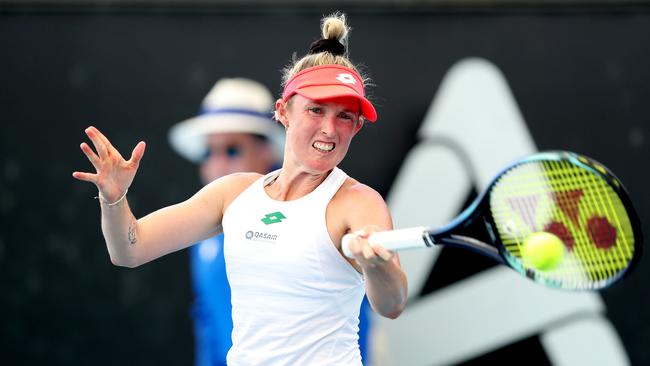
left=222, top=167, right=365, bottom=365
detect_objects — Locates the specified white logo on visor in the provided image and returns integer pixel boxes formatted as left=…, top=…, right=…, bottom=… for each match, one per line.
left=336, top=73, right=356, bottom=84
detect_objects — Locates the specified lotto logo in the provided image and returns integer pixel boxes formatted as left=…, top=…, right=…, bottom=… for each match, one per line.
left=336, top=73, right=356, bottom=84
left=261, top=211, right=286, bottom=225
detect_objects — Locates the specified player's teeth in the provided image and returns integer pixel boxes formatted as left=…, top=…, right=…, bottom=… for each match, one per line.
left=313, top=141, right=334, bottom=152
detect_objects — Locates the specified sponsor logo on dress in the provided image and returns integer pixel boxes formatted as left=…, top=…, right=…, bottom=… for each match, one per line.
left=261, top=211, right=286, bottom=225
left=245, top=230, right=279, bottom=243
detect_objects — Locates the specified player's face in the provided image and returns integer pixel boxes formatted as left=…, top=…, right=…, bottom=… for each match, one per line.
left=280, top=94, right=363, bottom=174
left=199, top=133, right=272, bottom=185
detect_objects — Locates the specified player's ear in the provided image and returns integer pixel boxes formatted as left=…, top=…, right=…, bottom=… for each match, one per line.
left=275, top=98, right=289, bottom=128
left=353, top=117, right=364, bottom=135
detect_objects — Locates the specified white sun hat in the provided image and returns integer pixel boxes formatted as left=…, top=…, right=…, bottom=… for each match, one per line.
left=168, top=78, right=285, bottom=163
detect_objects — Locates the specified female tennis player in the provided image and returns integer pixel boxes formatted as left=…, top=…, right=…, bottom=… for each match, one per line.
left=73, top=12, right=407, bottom=365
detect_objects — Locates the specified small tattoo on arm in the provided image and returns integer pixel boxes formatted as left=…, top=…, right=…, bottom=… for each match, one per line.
left=128, top=219, right=138, bottom=245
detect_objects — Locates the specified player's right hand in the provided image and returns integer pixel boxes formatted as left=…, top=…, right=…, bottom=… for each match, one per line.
left=72, top=126, right=146, bottom=203
left=345, top=226, right=395, bottom=269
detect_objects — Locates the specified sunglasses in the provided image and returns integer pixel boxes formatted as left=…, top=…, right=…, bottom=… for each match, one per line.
left=201, top=144, right=242, bottom=162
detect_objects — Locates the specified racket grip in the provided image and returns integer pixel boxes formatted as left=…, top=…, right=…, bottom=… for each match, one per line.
left=342, top=226, right=431, bottom=258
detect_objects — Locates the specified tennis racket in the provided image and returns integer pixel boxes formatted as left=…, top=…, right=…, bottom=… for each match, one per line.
left=343, top=151, right=643, bottom=290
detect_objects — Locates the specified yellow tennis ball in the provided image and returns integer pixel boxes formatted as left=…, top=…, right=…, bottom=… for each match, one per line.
left=521, top=232, right=565, bottom=271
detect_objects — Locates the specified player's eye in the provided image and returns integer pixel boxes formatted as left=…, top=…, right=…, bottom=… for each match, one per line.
left=307, top=107, right=323, bottom=115
left=338, top=112, right=354, bottom=121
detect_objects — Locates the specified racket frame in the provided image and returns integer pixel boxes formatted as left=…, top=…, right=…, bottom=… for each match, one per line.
left=355, top=151, right=643, bottom=290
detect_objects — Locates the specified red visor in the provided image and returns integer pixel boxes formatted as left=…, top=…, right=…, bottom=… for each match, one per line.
left=282, top=65, right=377, bottom=122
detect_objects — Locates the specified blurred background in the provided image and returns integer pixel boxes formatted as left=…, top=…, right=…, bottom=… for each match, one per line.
left=1, top=1, right=648, bottom=365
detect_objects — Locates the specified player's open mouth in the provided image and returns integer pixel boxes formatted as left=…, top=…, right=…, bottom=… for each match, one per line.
left=313, top=141, right=335, bottom=153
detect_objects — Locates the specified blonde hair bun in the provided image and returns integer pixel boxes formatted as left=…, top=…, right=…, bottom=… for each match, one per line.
left=322, top=13, right=349, bottom=41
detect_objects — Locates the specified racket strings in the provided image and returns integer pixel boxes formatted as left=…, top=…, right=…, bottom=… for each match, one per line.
left=553, top=160, right=634, bottom=277
left=490, top=159, right=635, bottom=289
left=580, top=163, right=633, bottom=278
left=552, top=161, right=618, bottom=282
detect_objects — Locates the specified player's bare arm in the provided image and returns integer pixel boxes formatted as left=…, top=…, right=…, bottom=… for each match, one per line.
left=118, top=173, right=256, bottom=267
left=330, top=179, right=408, bottom=319
left=73, top=126, right=260, bottom=267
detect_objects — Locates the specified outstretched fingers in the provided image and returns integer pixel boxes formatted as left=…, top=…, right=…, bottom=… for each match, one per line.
left=87, top=126, right=128, bottom=161
left=80, top=142, right=101, bottom=171
left=94, top=127, right=125, bottom=160
left=85, top=126, right=109, bottom=160
left=72, top=171, right=97, bottom=183
left=74, top=126, right=147, bottom=200
left=128, top=141, right=146, bottom=167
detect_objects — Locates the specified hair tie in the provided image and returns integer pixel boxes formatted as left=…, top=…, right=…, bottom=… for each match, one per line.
left=308, top=38, right=345, bottom=56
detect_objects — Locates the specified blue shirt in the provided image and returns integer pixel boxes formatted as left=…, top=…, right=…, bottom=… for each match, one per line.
left=190, top=236, right=232, bottom=366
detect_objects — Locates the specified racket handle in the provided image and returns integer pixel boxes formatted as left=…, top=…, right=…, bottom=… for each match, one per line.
left=342, top=226, right=431, bottom=258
